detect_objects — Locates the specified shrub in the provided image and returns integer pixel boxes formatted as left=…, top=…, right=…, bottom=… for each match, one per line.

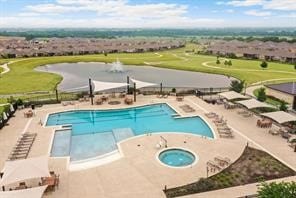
left=257, top=88, right=267, bottom=102
left=228, top=60, right=232, bottom=66
left=260, top=61, right=268, bottom=69
left=16, top=98, right=24, bottom=106
left=230, top=80, right=245, bottom=93
left=258, top=181, right=296, bottom=198
left=171, top=88, right=176, bottom=93
left=216, top=59, right=220, bottom=64
left=279, top=101, right=288, bottom=111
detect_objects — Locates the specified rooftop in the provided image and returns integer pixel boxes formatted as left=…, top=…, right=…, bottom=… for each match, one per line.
left=266, top=82, right=296, bottom=96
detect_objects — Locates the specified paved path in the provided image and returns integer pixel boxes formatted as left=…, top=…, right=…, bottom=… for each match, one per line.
left=0, top=63, right=10, bottom=74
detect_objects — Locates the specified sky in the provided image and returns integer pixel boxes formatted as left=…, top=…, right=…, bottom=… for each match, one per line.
left=0, top=0, right=296, bottom=28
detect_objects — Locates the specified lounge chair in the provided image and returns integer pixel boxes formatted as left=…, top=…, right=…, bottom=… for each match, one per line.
left=219, top=133, right=234, bottom=138
left=61, top=101, right=69, bottom=106
left=207, top=161, right=222, bottom=171
left=214, top=157, right=231, bottom=166
left=243, top=112, right=253, bottom=118
left=205, top=112, right=218, bottom=118
left=269, top=129, right=279, bottom=135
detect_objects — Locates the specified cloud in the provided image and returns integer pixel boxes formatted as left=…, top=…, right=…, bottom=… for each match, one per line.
left=244, top=9, right=272, bottom=16
left=224, top=0, right=296, bottom=11
left=25, top=0, right=187, bottom=19
left=227, top=0, right=264, bottom=7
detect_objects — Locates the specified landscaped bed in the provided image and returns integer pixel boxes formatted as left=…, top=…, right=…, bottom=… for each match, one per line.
left=164, top=146, right=296, bottom=198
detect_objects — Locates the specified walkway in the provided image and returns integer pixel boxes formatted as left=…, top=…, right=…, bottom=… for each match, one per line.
left=0, top=63, right=10, bottom=74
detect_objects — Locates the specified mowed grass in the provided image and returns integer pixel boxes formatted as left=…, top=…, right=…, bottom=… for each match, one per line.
left=0, top=44, right=295, bottom=94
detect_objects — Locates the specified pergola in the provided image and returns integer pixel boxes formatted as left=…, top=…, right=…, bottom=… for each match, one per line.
left=218, top=91, right=249, bottom=100
left=261, top=111, right=296, bottom=124
left=0, top=156, right=50, bottom=187
left=237, top=99, right=273, bottom=109
left=0, top=185, right=48, bottom=198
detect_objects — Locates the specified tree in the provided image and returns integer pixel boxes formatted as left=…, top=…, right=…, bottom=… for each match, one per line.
left=294, top=63, right=296, bottom=70
left=228, top=60, right=232, bottom=66
left=230, top=80, right=245, bottom=93
left=216, top=59, right=220, bottom=64
left=258, top=181, right=296, bottom=198
left=257, top=88, right=267, bottom=102
left=260, top=61, right=268, bottom=69
left=279, top=101, right=288, bottom=111
left=224, top=60, right=228, bottom=66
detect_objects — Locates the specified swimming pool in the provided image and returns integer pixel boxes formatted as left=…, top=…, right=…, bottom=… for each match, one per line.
left=47, top=103, right=213, bottom=161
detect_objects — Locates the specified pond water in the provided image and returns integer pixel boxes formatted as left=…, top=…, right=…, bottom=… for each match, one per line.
left=37, top=62, right=234, bottom=91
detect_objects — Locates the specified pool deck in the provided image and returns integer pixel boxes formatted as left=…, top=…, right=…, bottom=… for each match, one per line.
left=0, top=95, right=295, bottom=197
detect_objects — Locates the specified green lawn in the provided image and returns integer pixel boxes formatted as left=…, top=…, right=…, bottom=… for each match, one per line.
left=0, top=44, right=295, bottom=94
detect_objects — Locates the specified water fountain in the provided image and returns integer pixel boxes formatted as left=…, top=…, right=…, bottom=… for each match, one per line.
left=109, top=58, right=124, bottom=73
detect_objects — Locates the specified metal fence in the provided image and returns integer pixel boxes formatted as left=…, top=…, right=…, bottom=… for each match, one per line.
left=0, top=86, right=230, bottom=106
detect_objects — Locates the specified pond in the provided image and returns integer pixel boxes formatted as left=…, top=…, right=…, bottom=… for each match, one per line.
left=36, top=62, right=234, bottom=91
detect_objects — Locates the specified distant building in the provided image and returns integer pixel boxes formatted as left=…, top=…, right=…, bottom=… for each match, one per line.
left=204, top=40, right=296, bottom=64
left=0, top=38, right=185, bottom=58
left=265, top=82, right=296, bottom=110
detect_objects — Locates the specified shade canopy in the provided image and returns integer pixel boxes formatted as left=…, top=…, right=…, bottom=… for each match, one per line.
left=92, top=80, right=129, bottom=93
left=218, top=91, right=249, bottom=100
left=261, top=111, right=296, bottom=124
left=237, top=99, right=273, bottom=109
left=0, top=186, right=48, bottom=198
left=0, top=156, right=50, bottom=186
left=130, top=78, right=158, bottom=89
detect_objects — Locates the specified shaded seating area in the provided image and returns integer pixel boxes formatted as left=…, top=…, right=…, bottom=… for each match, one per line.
left=8, top=133, right=37, bottom=161
left=218, top=91, right=249, bottom=109
left=0, top=156, right=59, bottom=195
left=218, top=91, right=249, bottom=101
left=236, top=98, right=273, bottom=110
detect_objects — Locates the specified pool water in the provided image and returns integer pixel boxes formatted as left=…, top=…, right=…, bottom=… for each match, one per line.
left=48, top=103, right=213, bottom=161
left=159, top=149, right=196, bottom=167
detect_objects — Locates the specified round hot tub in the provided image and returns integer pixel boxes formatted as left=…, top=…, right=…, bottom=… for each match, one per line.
left=158, top=148, right=197, bottom=168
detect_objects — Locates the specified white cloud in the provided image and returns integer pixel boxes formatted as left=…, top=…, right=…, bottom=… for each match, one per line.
left=18, top=12, right=41, bottom=17
left=224, top=0, right=296, bottom=11
left=227, top=0, right=264, bottom=7
left=263, top=0, right=296, bottom=11
left=244, top=9, right=271, bottom=16
left=25, top=0, right=187, bottom=19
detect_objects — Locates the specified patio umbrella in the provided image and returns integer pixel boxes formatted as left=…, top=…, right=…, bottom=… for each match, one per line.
left=0, top=185, right=48, bottom=198
left=0, top=156, right=50, bottom=186
left=9, top=104, right=14, bottom=112
left=2, top=112, right=7, bottom=120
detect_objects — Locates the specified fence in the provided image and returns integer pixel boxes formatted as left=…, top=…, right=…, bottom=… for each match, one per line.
left=0, top=86, right=230, bottom=107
